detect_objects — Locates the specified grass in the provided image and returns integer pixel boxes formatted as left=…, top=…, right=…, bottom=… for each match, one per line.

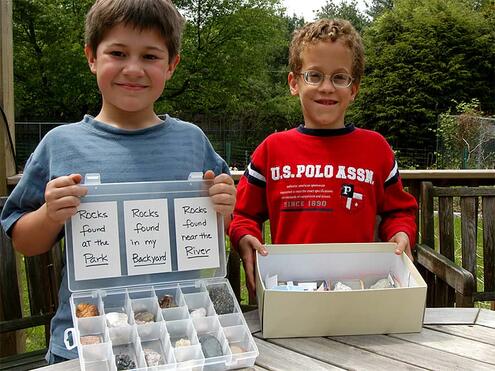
left=433, top=214, right=490, bottom=309
left=18, top=254, right=46, bottom=352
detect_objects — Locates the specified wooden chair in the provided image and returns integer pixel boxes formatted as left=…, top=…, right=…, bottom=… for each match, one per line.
left=415, top=182, right=495, bottom=308
left=0, top=197, right=63, bottom=370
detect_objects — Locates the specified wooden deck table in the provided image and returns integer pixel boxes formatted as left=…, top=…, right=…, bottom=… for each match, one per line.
left=35, top=308, right=495, bottom=370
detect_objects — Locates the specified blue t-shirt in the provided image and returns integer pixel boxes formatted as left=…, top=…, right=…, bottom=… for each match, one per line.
left=1, top=115, right=229, bottom=359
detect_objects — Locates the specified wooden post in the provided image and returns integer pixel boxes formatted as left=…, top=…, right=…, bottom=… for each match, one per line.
left=1, top=0, right=15, bottom=196
left=0, top=1, right=23, bottom=358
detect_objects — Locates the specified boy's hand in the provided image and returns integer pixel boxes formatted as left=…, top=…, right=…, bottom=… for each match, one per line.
left=389, top=231, right=413, bottom=261
left=238, top=234, right=267, bottom=299
left=204, top=170, right=236, bottom=217
left=44, top=174, right=88, bottom=225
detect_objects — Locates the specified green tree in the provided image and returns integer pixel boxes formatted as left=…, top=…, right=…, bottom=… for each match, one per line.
left=162, top=1, right=286, bottom=114
left=315, top=0, right=370, bottom=32
left=13, top=0, right=96, bottom=121
left=364, top=0, right=394, bottom=19
left=349, top=0, right=495, bottom=167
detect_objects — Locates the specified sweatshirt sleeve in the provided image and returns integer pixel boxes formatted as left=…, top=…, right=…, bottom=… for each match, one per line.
left=378, top=159, right=418, bottom=248
left=228, top=144, right=269, bottom=250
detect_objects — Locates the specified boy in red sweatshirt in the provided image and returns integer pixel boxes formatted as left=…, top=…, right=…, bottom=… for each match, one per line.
left=229, top=19, right=418, bottom=297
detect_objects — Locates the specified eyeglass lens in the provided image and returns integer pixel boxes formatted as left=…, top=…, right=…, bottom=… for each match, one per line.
left=302, top=71, right=352, bottom=88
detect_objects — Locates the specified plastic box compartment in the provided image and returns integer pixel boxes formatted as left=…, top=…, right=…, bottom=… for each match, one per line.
left=64, top=174, right=258, bottom=370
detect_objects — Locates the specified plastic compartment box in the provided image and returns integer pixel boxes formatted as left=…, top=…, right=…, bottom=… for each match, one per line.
left=64, top=174, right=258, bottom=370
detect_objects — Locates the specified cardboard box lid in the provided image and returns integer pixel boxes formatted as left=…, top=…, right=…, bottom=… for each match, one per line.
left=65, top=173, right=226, bottom=292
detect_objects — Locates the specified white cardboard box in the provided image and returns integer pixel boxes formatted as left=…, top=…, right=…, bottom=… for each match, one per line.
left=256, top=243, right=427, bottom=338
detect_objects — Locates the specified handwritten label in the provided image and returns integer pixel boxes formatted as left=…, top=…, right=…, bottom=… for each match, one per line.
left=175, top=197, right=220, bottom=271
left=123, top=199, right=171, bottom=275
left=71, top=202, right=121, bottom=280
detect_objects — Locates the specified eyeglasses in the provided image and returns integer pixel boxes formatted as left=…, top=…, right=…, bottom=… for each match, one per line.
left=298, top=70, right=354, bottom=88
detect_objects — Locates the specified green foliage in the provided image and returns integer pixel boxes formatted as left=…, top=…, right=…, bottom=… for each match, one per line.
left=315, top=0, right=371, bottom=33
left=365, top=0, right=394, bottom=19
left=436, top=99, right=495, bottom=169
left=349, top=0, right=495, bottom=167
left=13, top=0, right=97, bottom=121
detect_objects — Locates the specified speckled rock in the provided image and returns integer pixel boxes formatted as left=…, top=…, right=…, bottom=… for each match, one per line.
left=208, top=286, right=234, bottom=314
left=115, top=353, right=135, bottom=370
left=79, top=335, right=101, bottom=345
left=175, top=338, right=191, bottom=347
left=199, top=335, right=223, bottom=358
left=134, top=310, right=154, bottom=324
left=158, top=294, right=176, bottom=309
left=144, top=348, right=162, bottom=366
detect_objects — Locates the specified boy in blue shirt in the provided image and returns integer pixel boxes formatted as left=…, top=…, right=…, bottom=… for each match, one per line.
left=1, top=0, right=235, bottom=363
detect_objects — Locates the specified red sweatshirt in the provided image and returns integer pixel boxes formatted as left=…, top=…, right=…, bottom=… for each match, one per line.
left=229, top=125, right=418, bottom=249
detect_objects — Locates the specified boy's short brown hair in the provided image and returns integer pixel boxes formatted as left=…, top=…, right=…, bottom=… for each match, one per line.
left=85, top=0, right=184, bottom=62
left=289, top=19, right=365, bottom=84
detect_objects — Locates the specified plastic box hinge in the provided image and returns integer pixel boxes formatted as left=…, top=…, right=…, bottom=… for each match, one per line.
left=84, top=173, right=101, bottom=185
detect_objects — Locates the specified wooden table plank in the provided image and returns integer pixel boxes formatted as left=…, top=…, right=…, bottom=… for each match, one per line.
left=392, top=328, right=495, bottom=365
left=331, top=332, right=495, bottom=371
left=476, top=309, right=495, bottom=329
left=253, top=337, right=344, bottom=370
left=265, top=336, right=424, bottom=370
left=35, top=358, right=79, bottom=370
left=424, top=324, right=495, bottom=346
left=423, top=307, right=480, bottom=325
left=244, top=309, right=261, bottom=333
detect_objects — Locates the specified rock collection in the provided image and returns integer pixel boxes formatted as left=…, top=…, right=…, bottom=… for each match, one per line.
left=115, top=353, right=135, bottom=370
left=208, top=286, right=234, bottom=315
left=76, top=303, right=99, bottom=318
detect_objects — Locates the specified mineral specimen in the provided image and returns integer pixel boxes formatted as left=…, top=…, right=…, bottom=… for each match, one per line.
left=208, top=286, right=234, bottom=314
left=115, top=353, right=136, bottom=370
left=79, top=335, right=101, bottom=345
left=106, top=312, right=128, bottom=327
left=333, top=282, right=352, bottom=291
left=76, top=303, right=99, bottom=318
left=190, top=307, right=207, bottom=318
left=144, top=348, right=162, bottom=366
left=370, top=278, right=394, bottom=289
left=134, top=311, right=154, bottom=324
left=199, top=335, right=223, bottom=358
left=230, top=344, right=245, bottom=354
left=158, top=294, right=176, bottom=309
left=175, top=338, right=191, bottom=347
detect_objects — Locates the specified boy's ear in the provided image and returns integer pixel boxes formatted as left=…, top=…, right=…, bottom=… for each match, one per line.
left=165, top=54, right=181, bottom=80
left=350, top=82, right=360, bottom=102
left=288, top=72, right=299, bottom=96
left=84, top=45, right=97, bottom=74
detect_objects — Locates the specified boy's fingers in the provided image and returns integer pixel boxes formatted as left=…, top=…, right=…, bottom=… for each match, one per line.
left=241, top=235, right=267, bottom=256
left=241, top=251, right=257, bottom=297
left=213, top=173, right=234, bottom=185
left=203, top=170, right=215, bottom=180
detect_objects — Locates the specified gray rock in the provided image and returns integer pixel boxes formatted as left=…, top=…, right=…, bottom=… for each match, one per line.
left=115, top=353, right=136, bottom=370
left=208, top=286, right=234, bottom=314
left=199, top=335, right=223, bottom=358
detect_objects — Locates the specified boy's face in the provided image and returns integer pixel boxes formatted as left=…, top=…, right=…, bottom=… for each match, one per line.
left=85, top=24, right=179, bottom=128
left=288, top=40, right=359, bottom=129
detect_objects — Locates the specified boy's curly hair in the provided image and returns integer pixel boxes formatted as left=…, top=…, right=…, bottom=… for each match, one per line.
left=85, top=0, right=184, bottom=62
left=289, top=19, right=365, bottom=84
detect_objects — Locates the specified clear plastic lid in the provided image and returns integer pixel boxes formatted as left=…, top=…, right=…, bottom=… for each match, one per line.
left=65, top=173, right=226, bottom=292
